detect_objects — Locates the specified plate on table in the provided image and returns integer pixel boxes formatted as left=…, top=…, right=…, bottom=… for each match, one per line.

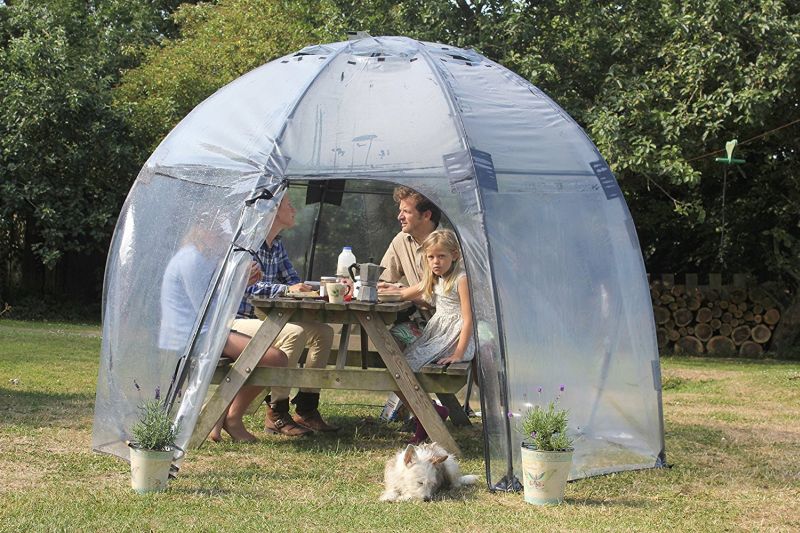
left=378, top=294, right=403, bottom=303
left=285, top=291, right=321, bottom=299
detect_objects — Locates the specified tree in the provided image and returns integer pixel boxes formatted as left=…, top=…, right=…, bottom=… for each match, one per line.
left=119, top=0, right=799, bottom=291
left=6, top=0, right=797, bottom=308
left=115, top=0, right=400, bottom=156
left=583, top=1, right=800, bottom=286
left=0, top=0, right=194, bottom=299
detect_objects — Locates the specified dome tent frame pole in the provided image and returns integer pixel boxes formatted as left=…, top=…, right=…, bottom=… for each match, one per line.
left=163, top=181, right=286, bottom=414
left=415, top=44, right=518, bottom=491
left=163, top=38, right=349, bottom=423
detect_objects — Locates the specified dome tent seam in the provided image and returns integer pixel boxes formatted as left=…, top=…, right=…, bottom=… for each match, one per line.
left=416, top=40, right=517, bottom=491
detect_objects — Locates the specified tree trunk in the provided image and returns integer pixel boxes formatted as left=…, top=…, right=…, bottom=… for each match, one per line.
left=654, top=306, right=671, bottom=325
left=673, top=308, right=693, bottom=327
left=694, top=323, right=713, bottom=342
left=763, top=308, right=780, bottom=326
left=771, top=298, right=800, bottom=352
left=656, top=327, right=669, bottom=348
left=731, top=325, right=751, bottom=346
left=696, top=307, right=712, bottom=323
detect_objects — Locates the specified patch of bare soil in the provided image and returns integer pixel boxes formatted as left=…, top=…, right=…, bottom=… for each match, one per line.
left=0, top=458, right=46, bottom=494
left=736, top=487, right=800, bottom=532
left=663, top=367, right=741, bottom=381
left=0, top=323, right=101, bottom=338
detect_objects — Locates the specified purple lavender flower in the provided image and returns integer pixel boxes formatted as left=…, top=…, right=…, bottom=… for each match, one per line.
left=507, top=411, right=514, bottom=419
left=537, top=386, right=543, bottom=394
left=154, top=386, right=161, bottom=400
left=559, top=384, right=565, bottom=392
left=530, top=431, right=537, bottom=439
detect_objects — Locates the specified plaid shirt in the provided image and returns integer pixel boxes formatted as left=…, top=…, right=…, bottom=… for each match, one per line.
left=237, top=236, right=300, bottom=318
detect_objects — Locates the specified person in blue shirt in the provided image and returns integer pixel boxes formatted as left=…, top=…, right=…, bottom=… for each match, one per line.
left=160, top=219, right=289, bottom=444
left=221, top=195, right=338, bottom=439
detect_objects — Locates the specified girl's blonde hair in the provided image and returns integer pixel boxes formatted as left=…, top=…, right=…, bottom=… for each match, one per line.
left=420, top=229, right=463, bottom=300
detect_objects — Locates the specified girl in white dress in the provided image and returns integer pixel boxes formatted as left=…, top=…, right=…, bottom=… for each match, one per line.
left=391, top=229, right=475, bottom=443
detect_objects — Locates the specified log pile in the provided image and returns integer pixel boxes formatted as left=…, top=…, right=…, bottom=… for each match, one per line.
left=650, top=276, right=782, bottom=356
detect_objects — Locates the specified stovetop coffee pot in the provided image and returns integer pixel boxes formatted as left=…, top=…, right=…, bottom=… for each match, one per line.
left=348, top=262, right=385, bottom=302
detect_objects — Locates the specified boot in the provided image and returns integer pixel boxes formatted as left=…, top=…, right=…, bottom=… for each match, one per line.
left=408, top=403, right=449, bottom=445
left=264, top=398, right=313, bottom=437
left=291, top=391, right=340, bottom=432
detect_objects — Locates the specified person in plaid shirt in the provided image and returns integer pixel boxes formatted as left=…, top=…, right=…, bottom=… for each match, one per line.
left=225, top=195, right=338, bottom=438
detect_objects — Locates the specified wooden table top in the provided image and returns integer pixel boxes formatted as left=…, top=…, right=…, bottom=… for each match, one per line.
left=249, top=296, right=412, bottom=313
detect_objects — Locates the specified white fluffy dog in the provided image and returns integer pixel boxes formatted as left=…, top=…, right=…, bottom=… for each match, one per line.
left=380, top=442, right=478, bottom=502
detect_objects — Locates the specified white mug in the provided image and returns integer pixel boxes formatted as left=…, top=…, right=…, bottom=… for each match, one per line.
left=325, top=282, right=350, bottom=304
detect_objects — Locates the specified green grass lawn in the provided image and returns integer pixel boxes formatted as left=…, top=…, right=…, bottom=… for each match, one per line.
left=1, top=319, right=799, bottom=532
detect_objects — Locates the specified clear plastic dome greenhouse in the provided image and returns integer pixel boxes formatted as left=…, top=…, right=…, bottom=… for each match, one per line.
left=92, top=35, right=666, bottom=489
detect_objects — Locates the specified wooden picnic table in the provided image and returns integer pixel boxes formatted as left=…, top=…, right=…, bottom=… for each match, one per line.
left=189, top=297, right=461, bottom=454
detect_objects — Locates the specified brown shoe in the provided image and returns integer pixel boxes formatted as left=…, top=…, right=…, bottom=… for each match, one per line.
left=265, top=399, right=313, bottom=437
left=293, top=410, right=340, bottom=433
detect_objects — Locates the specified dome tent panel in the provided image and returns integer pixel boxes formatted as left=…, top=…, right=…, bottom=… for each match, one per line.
left=426, top=42, right=665, bottom=480
left=94, top=37, right=339, bottom=459
left=92, top=35, right=665, bottom=490
left=151, top=47, right=342, bottom=175
left=484, top=187, right=664, bottom=478
left=428, top=46, right=599, bottom=176
left=277, top=180, right=402, bottom=280
left=92, top=167, right=284, bottom=459
left=279, top=37, right=465, bottom=178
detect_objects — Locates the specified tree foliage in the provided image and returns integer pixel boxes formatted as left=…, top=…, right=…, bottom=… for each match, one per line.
left=584, top=1, right=799, bottom=284
left=117, top=0, right=800, bottom=289
left=3, top=0, right=798, bottom=304
left=0, top=0, right=192, bottom=283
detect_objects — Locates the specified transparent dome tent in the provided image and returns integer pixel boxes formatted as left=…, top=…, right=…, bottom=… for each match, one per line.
left=92, top=35, right=666, bottom=489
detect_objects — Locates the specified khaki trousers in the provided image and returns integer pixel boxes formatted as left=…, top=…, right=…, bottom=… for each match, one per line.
left=230, top=318, right=333, bottom=401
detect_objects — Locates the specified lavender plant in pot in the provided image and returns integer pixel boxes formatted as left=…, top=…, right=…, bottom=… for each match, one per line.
left=128, top=394, right=183, bottom=493
left=517, top=386, right=574, bottom=505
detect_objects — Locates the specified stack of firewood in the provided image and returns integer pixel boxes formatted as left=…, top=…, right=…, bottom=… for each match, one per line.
left=650, top=279, right=781, bottom=356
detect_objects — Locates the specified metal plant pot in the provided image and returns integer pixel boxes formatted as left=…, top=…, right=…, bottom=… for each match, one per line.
left=520, top=445, right=573, bottom=505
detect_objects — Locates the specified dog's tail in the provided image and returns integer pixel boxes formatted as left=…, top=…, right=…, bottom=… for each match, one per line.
left=459, top=474, right=478, bottom=486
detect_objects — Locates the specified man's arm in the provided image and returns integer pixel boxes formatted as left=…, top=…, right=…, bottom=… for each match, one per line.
left=379, top=240, right=404, bottom=284
left=246, top=240, right=304, bottom=298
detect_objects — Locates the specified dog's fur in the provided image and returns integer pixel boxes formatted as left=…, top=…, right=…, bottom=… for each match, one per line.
left=379, top=442, right=478, bottom=502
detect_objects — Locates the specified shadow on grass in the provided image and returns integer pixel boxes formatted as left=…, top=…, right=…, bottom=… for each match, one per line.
left=169, top=486, right=237, bottom=497
left=0, top=386, right=94, bottom=428
left=569, top=497, right=651, bottom=507
left=666, top=422, right=725, bottom=448
left=246, top=416, right=485, bottom=460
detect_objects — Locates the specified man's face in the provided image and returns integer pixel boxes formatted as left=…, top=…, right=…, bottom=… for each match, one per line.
left=397, top=198, right=429, bottom=236
left=275, top=196, right=297, bottom=229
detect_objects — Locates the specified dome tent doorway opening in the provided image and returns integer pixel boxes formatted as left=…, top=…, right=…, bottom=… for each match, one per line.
left=92, top=35, right=666, bottom=490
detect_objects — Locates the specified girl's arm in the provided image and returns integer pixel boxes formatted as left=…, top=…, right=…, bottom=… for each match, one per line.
left=436, top=276, right=473, bottom=365
left=398, top=281, right=423, bottom=302
left=382, top=281, right=427, bottom=307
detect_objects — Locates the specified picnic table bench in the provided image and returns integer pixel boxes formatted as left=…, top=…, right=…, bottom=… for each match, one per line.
left=189, top=297, right=473, bottom=453
left=209, top=353, right=473, bottom=426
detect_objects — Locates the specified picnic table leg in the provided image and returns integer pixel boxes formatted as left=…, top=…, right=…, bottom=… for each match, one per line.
left=356, top=311, right=461, bottom=455
left=188, top=307, right=295, bottom=449
left=335, top=324, right=351, bottom=369
left=435, top=393, right=471, bottom=427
